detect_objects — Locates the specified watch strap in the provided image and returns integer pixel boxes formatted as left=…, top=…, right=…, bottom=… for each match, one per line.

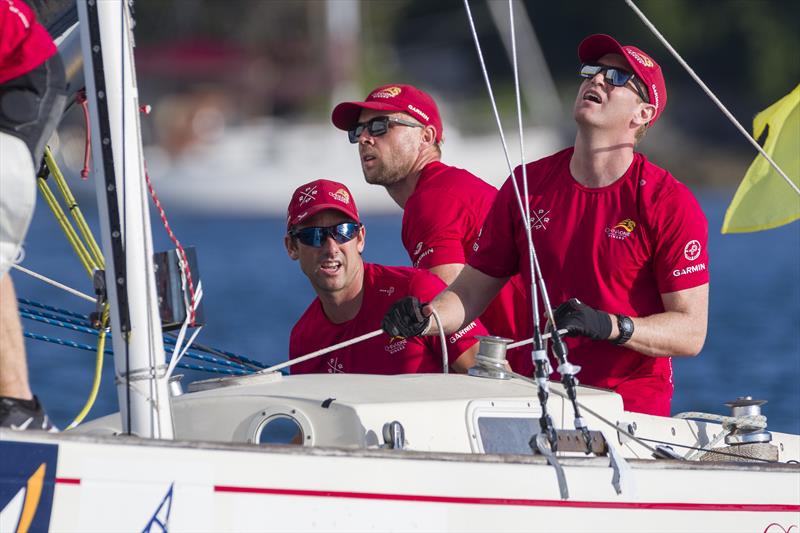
left=613, top=314, right=634, bottom=345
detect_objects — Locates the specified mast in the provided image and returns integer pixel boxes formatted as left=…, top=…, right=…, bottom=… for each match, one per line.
left=77, top=0, right=174, bottom=438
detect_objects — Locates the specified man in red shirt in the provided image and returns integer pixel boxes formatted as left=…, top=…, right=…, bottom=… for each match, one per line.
left=383, top=35, right=709, bottom=416
left=0, top=0, right=65, bottom=430
left=331, top=84, right=530, bottom=369
left=285, top=179, right=485, bottom=375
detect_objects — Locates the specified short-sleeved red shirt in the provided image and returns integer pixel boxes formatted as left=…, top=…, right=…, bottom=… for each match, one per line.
left=289, top=262, right=487, bottom=375
left=469, top=148, right=709, bottom=415
left=402, top=161, right=530, bottom=348
left=0, top=0, right=56, bottom=84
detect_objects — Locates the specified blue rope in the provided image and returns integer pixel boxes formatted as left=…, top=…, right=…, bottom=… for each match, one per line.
left=163, top=337, right=267, bottom=370
left=20, top=297, right=265, bottom=369
left=21, top=313, right=249, bottom=371
left=23, top=331, right=249, bottom=376
left=18, top=298, right=89, bottom=320
left=20, top=306, right=94, bottom=328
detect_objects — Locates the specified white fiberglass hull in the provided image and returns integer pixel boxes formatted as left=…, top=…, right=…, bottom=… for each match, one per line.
left=2, top=430, right=798, bottom=533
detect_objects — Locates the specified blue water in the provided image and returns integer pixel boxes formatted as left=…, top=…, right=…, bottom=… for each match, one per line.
left=14, top=189, right=800, bottom=434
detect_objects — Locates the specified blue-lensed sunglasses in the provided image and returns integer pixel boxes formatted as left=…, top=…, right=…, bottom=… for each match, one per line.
left=289, top=222, right=361, bottom=247
left=579, top=63, right=649, bottom=102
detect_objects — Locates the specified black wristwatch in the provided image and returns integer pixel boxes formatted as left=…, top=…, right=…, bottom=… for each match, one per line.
left=613, top=314, right=634, bottom=345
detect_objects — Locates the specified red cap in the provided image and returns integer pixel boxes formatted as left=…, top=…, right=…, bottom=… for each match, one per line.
left=286, top=179, right=360, bottom=229
left=578, top=34, right=667, bottom=125
left=331, top=84, right=444, bottom=143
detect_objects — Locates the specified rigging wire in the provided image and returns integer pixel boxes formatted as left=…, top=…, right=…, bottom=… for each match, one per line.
left=463, top=0, right=591, bottom=453
left=624, top=0, right=798, bottom=196
left=12, top=264, right=96, bottom=303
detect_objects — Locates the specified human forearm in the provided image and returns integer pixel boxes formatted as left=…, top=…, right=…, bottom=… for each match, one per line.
left=427, top=266, right=506, bottom=335
left=609, top=306, right=707, bottom=357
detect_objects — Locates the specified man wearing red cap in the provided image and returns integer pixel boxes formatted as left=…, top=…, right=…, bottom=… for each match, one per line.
left=285, top=179, right=485, bottom=375
left=331, top=84, right=530, bottom=370
left=383, top=35, right=709, bottom=416
left=0, top=0, right=65, bottom=430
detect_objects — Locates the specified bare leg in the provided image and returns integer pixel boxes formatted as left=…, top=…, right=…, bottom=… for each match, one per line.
left=0, top=273, right=32, bottom=400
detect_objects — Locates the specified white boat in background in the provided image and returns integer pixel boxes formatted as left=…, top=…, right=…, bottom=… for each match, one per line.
left=139, top=120, right=561, bottom=215
left=1, top=1, right=798, bottom=532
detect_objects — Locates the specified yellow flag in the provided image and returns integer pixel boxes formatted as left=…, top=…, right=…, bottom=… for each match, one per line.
left=721, top=84, right=800, bottom=234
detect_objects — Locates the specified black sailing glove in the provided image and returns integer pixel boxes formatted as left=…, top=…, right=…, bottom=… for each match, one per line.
left=382, top=296, right=431, bottom=338
left=551, top=298, right=612, bottom=341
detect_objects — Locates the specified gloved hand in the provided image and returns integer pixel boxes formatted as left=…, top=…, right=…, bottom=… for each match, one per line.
left=382, top=296, right=431, bottom=338
left=551, top=298, right=612, bottom=341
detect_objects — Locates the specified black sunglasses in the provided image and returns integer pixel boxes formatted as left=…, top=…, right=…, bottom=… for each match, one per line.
left=289, top=222, right=361, bottom=248
left=348, top=116, right=423, bottom=143
left=579, top=63, right=649, bottom=103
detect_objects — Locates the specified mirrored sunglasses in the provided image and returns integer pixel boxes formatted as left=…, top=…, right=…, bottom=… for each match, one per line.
left=347, top=116, right=423, bottom=143
left=289, top=222, right=361, bottom=248
left=579, top=64, right=649, bottom=102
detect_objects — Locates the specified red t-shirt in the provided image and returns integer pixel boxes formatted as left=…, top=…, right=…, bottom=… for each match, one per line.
left=0, top=0, right=56, bottom=85
left=469, top=148, right=709, bottom=415
left=289, top=262, right=487, bottom=375
left=402, top=161, right=530, bottom=348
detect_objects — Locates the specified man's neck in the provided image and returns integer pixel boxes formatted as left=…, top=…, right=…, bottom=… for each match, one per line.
left=318, top=267, right=366, bottom=324
left=570, top=129, right=635, bottom=188
left=386, top=152, right=440, bottom=208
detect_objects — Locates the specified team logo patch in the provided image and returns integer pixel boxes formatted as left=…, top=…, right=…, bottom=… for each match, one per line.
left=684, top=240, right=701, bottom=261
left=385, top=338, right=407, bottom=354
left=530, top=208, right=551, bottom=231
left=297, top=185, right=318, bottom=205
left=626, top=48, right=654, bottom=68
left=328, top=188, right=350, bottom=204
left=370, top=86, right=402, bottom=99
left=606, top=218, right=636, bottom=240
left=326, top=357, right=344, bottom=373
left=379, top=286, right=395, bottom=296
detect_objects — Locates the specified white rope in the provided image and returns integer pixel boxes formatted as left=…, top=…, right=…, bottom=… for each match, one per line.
left=674, top=411, right=767, bottom=460
left=429, top=308, right=449, bottom=374
left=11, top=264, right=97, bottom=303
left=259, top=329, right=384, bottom=375
left=625, top=0, right=799, bottom=196
left=507, top=328, right=567, bottom=349
left=165, top=281, right=203, bottom=380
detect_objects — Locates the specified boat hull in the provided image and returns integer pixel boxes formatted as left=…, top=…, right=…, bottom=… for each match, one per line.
left=2, top=430, right=798, bottom=532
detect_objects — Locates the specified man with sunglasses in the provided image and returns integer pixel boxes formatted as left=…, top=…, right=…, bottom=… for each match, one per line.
left=382, top=35, right=709, bottom=417
left=331, top=84, right=530, bottom=370
left=285, top=179, right=485, bottom=375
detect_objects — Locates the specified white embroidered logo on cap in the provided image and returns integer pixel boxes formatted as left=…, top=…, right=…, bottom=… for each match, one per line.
left=407, top=104, right=429, bottom=122
left=298, top=185, right=318, bottom=205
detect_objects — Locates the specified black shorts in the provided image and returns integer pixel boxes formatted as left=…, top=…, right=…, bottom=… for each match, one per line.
left=0, top=53, right=66, bottom=164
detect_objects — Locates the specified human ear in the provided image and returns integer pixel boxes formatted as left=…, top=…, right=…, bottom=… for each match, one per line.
left=357, top=225, right=366, bottom=254
left=634, top=102, right=656, bottom=127
left=285, top=235, right=299, bottom=260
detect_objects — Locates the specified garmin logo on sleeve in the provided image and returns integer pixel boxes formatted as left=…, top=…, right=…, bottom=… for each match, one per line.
left=449, top=321, right=477, bottom=344
left=673, top=263, right=706, bottom=277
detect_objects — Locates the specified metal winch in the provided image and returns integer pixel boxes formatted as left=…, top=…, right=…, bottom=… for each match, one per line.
left=468, top=336, right=512, bottom=380
left=724, top=396, right=772, bottom=444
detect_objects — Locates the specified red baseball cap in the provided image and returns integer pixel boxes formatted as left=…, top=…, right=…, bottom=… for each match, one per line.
left=286, top=179, right=360, bottom=229
left=578, top=34, right=667, bottom=125
left=331, top=84, right=444, bottom=143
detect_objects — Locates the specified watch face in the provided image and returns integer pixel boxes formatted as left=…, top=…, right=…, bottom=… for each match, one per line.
left=616, top=315, right=634, bottom=344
